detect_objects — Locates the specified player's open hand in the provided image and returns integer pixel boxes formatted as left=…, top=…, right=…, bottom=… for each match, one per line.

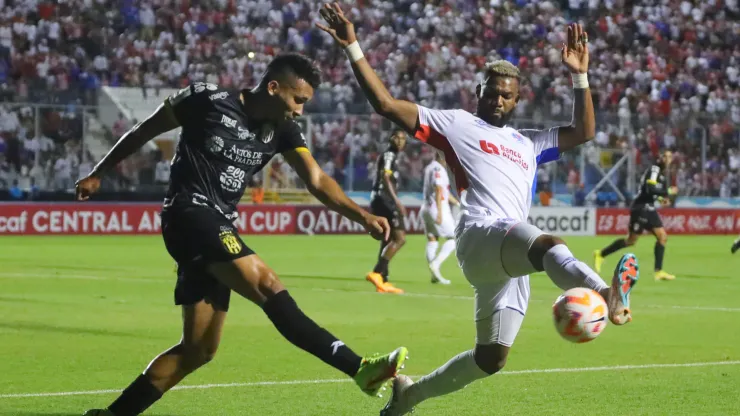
left=316, top=3, right=357, bottom=47
left=75, top=175, right=101, bottom=201
left=363, top=213, right=391, bottom=242
left=561, top=23, right=589, bottom=74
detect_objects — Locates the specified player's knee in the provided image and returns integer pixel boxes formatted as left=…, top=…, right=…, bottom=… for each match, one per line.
left=657, top=233, right=668, bottom=245
left=529, top=234, right=566, bottom=270
left=473, top=344, right=508, bottom=375
left=533, top=234, right=566, bottom=252
left=394, top=234, right=407, bottom=247
left=625, top=235, right=638, bottom=246
left=180, top=343, right=218, bottom=370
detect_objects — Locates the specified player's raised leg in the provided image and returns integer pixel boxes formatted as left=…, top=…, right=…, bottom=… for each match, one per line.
left=211, top=254, right=408, bottom=396
left=651, top=227, right=675, bottom=281
left=522, top=224, right=638, bottom=325
left=594, top=231, right=639, bottom=273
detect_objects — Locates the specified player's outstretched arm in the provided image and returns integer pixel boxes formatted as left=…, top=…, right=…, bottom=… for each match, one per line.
left=284, top=148, right=391, bottom=241
left=557, top=23, right=595, bottom=153
left=317, top=3, right=418, bottom=135
left=76, top=103, right=180, bottom=200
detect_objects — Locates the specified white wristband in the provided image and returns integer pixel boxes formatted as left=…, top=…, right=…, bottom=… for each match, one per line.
left=572, top=73, right=589, bottom=89
left=344, top=41, right=364, bottom=63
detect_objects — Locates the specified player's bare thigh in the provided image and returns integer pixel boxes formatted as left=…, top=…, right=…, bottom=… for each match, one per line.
left=207, top=254, right=286, bottom=306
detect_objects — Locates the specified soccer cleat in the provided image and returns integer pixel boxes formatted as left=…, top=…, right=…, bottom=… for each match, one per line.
left=607, top=253, right=639, bottom=325
left=382, top=282, right=405, bottom=294
left=354, top=347, right=409, bottom=397
left=654, top=270, right=676, bottom=281
left=83, top=410, right=114, bottom=416
left=731, top=240, right=740, bottom=254
left=429, top=262, right=451, bottom=285
left=593, top=250, right=604, bottom=274
left=367, top=272, right=387, bottom=292
left=380, top=375, right=416, bottom=416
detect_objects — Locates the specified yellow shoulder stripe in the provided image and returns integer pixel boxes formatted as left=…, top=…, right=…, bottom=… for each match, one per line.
left=294, top=147, right=311, bottom=154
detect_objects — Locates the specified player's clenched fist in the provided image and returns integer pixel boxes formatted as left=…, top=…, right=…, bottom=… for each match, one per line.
left=75, top=175, right=101, bottom=201
left=363, top=213, right=391, bottom=242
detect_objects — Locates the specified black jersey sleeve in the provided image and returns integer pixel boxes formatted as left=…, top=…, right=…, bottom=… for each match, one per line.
left=165, top=82, right=219, bottom=126
left=276, top=121, right=309, bottom=154
left=643, top=164, right=668, bottom=197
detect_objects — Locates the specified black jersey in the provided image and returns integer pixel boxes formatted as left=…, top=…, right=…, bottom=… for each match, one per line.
left=632, top=163, right=669, bottom=208
left=370, top=147, right=399, bottom=202
left=163, top=82, right=306, bottom=220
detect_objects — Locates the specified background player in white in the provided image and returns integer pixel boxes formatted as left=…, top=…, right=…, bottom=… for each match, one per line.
left=319, top=6, right=639, bottom=415
left=421, top=151, right=460, bottom=284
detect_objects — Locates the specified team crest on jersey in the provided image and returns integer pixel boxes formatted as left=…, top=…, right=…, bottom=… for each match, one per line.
left=260, top=125, right=274, bottom=143
left=219, top=230, right=242, bottom=255
left=208, top=136, right=224, bottom=153
left=512, top=132, right=525, bottom=144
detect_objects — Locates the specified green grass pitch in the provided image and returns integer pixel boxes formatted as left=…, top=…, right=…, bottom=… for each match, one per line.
left=1, top=234, right=739, bottom=416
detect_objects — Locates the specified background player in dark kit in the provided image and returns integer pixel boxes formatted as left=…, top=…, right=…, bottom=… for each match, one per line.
left=366, top=129, right=408, bottom=294
left=594, top=150, right=677, bottom=281
left=77, top=54, right=408, bottom=416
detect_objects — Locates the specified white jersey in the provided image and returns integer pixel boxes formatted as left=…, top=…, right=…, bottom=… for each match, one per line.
left=422, top=160, right=451, bottom=215
left=415, top=106, right=560, bottom=223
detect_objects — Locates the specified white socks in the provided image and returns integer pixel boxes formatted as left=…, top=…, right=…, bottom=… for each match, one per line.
left=435, top=240, right=456, bottom=265
left=542, top=244, right=609, bottom=292
left=425, top=241, right=439, bottom=263
left=405, top=350, right=489, bottom=407
left=426, top=240, right=456, bottom=265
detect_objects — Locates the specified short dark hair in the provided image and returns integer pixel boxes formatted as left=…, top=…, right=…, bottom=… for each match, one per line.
left=262, top=53, right=321, bottom=89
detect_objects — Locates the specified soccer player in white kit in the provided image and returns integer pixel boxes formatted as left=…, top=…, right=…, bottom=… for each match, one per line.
left=421, top=152, right=460, bottom=284
left=319, top=7, right=640, bottom=415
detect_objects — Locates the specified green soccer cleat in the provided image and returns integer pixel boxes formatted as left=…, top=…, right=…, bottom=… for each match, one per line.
left=83, top=410, right=114, bottom=416
left=354, top=346, right=409, bottom=397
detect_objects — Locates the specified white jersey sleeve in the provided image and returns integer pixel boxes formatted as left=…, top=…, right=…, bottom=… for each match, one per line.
left=519, top=127, right=560, bottom=165
left=415, top=105, right=459, bottom=145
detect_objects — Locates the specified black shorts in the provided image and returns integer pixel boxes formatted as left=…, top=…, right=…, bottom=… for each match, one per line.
left=370, top=197, right=402, bottom=230
left=629, top=205, right=663, bottom=234
left=161, top=205, right=254, bottom=311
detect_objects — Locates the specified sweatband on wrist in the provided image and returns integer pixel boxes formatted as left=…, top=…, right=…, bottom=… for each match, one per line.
left=344, top=41, right=364, bottom=63
left=572, top=73, right=589, bottom=89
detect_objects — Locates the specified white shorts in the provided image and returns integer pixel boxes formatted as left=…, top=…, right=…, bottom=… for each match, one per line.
left=421, top=206, right=455, bottom=239
left=455, top=214, right=545, bottom=345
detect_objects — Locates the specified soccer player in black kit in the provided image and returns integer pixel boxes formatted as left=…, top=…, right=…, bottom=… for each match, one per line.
left=77, top=54, right=408, bottom=416
left=594, top=150, right=677, bottom=281
left=365, top=129, right=407, bottom=294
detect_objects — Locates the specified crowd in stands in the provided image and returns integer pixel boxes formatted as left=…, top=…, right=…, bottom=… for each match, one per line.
left=1, top=0, right=739, bottom=201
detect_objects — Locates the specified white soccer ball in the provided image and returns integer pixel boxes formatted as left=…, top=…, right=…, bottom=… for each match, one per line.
left=552, top=287, right=608, bottom=343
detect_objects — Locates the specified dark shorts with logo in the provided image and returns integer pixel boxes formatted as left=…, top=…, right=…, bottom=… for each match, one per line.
left=628, top=204, right=663, bottom=234
left=370, top=196, right=402, bottom=230
left=161, top=204, right=254, bottom=311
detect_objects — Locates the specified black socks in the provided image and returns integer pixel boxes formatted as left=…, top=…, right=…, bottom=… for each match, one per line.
left=108, top=374, right=163, bottom=416
left=601, top=239, right=627, bottom=257
left=262, top=291, right=362, bottom=377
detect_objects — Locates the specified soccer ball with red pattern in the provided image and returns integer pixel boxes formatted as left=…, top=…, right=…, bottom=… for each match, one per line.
left=552, top=288, right=608, bottom=343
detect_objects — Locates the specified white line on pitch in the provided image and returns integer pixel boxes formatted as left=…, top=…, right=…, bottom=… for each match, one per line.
left=2, top=272, right=740, bottom=313
left=1, top=360, right=739, bottom=399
